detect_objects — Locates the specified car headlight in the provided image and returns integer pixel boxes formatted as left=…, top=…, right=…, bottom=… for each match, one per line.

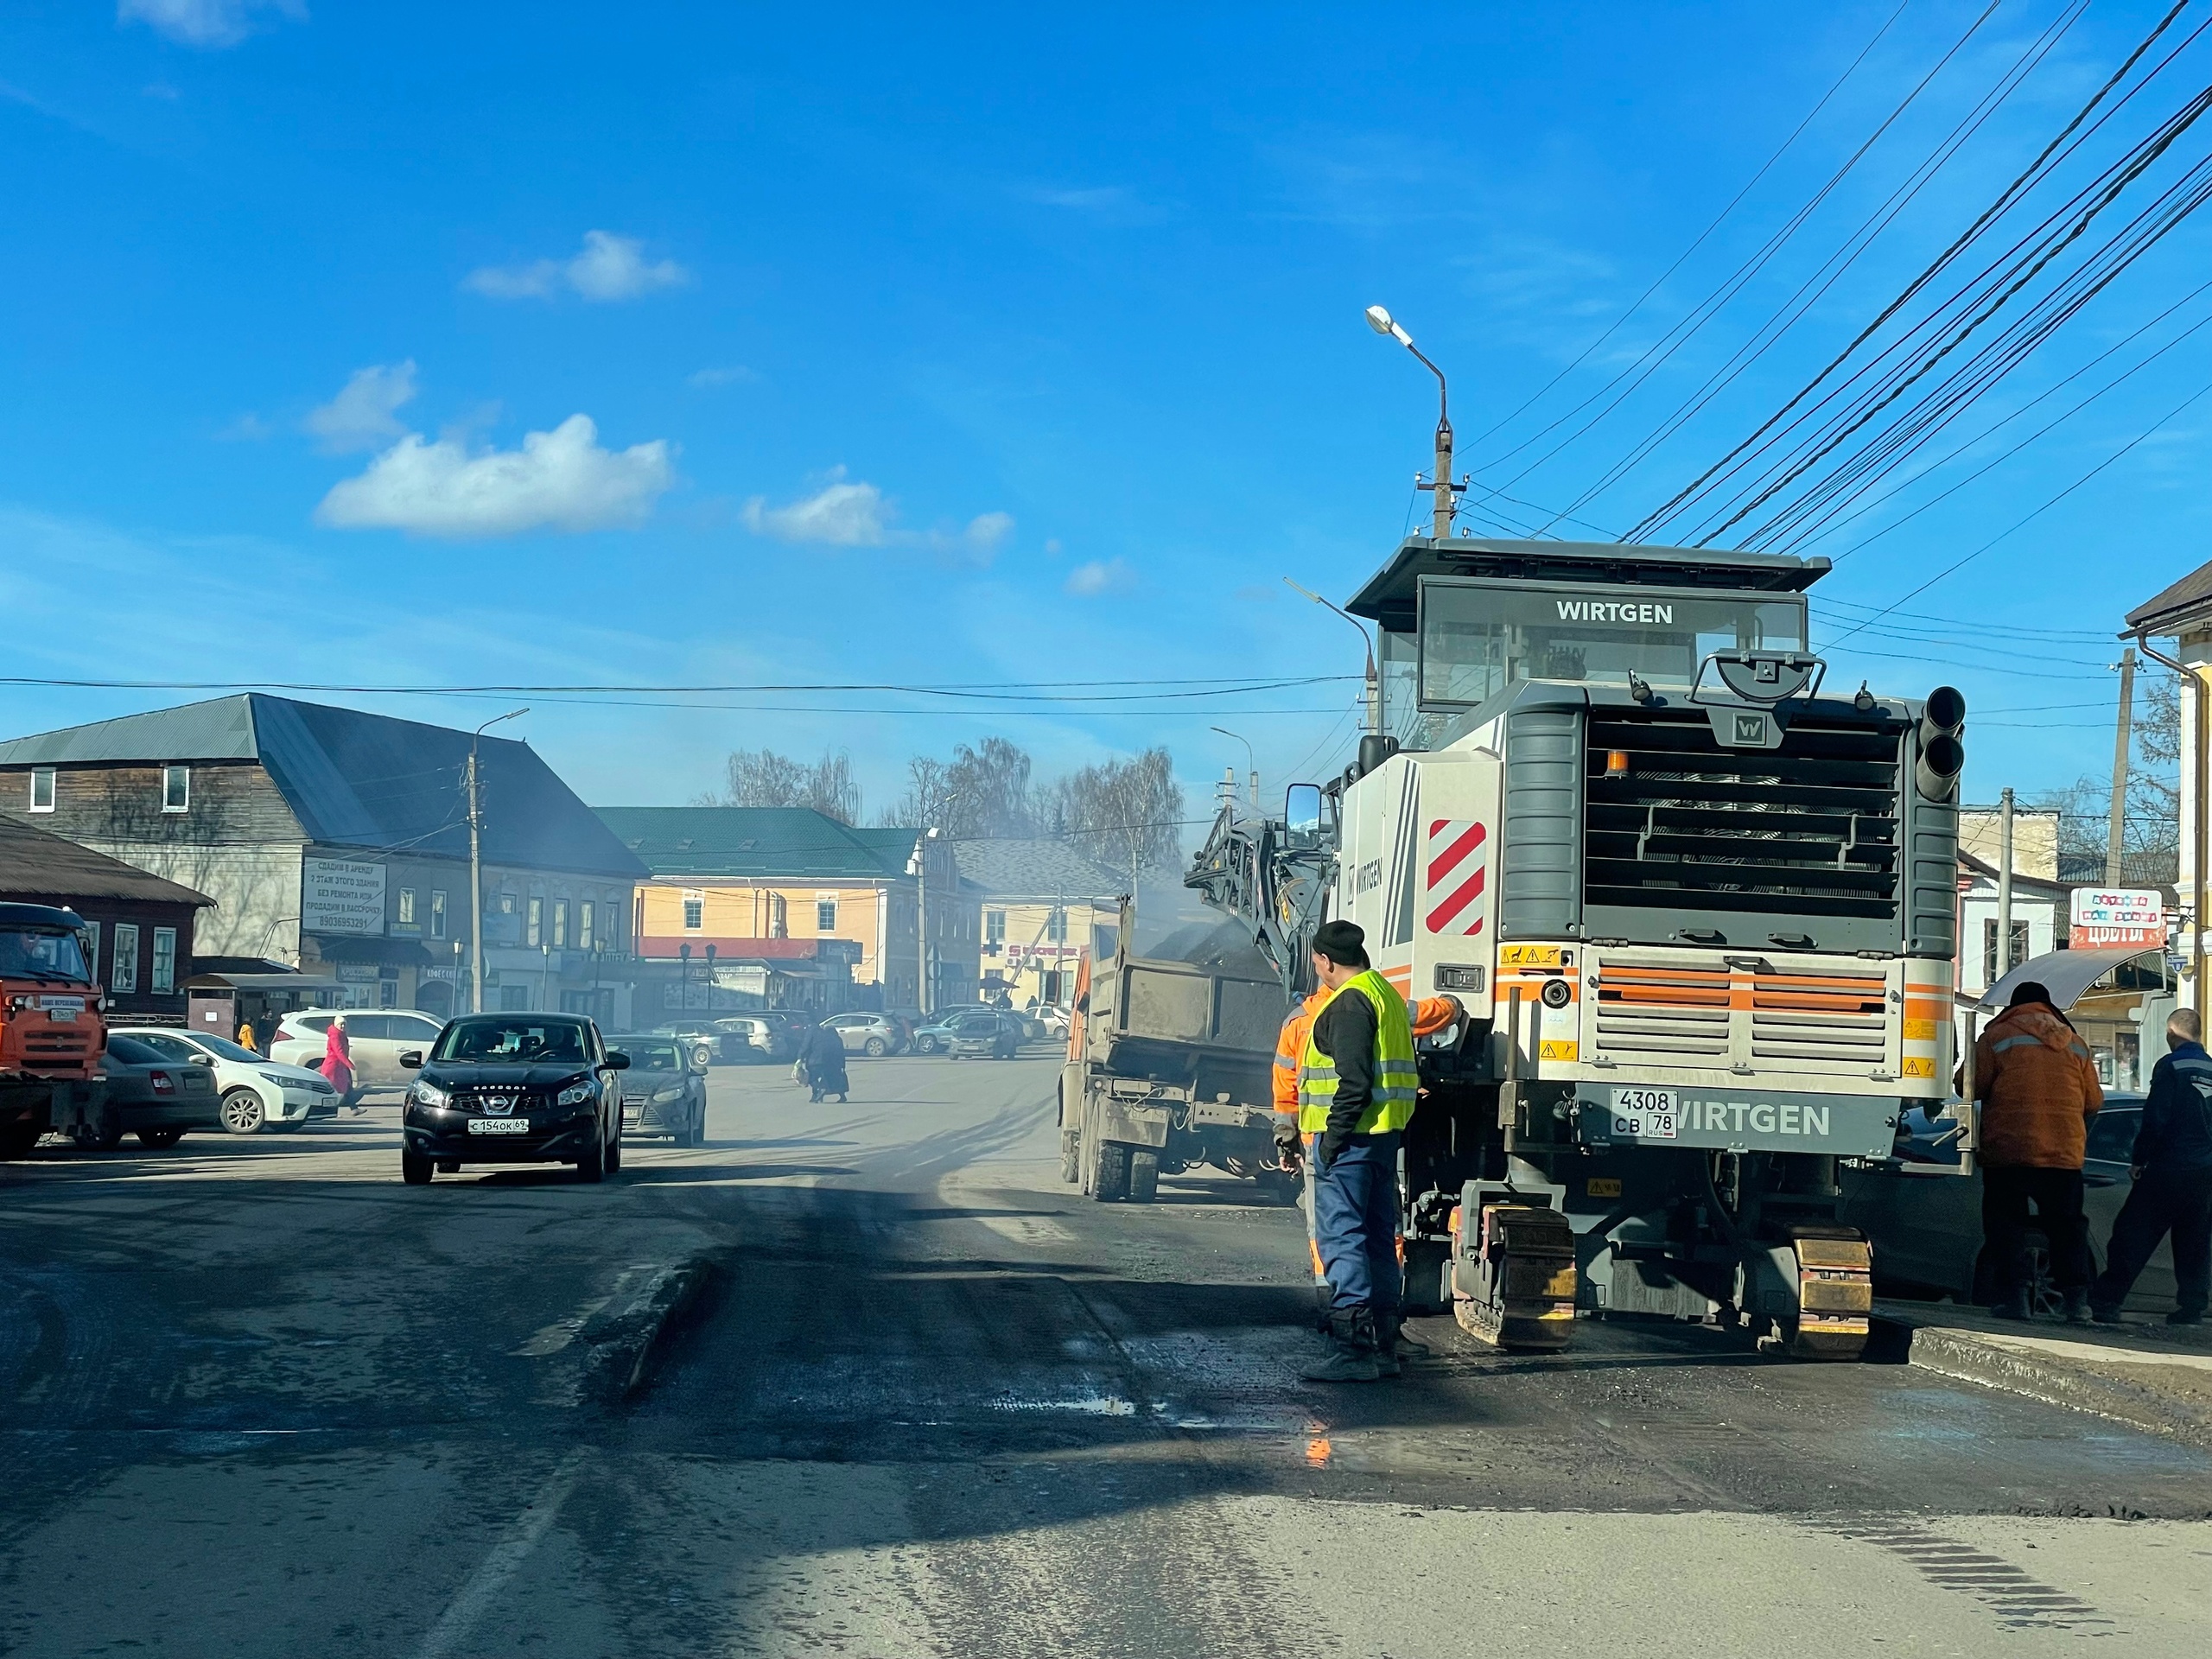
left=556, top=1081, right=594, bottom=1108
left=408, top=1078, right=449, bottom=1109
left=653, top=1084, right=686, bottom=1103
left=261, top=1070, right=298, bottom=1090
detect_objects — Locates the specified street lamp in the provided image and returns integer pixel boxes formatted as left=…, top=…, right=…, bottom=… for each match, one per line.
left=468, top=707, right=529, bottom=1020
left=1210, top=726, right=1258, bottom=809
left=1284, top=577, right=1382, bottom=736
left=1364, top=304, right=1459, bottom=542
left=906, top=827, right=943, bottom=1015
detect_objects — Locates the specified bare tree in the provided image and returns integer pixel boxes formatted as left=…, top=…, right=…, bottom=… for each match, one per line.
left=708, top=748, right=861, bottom=824
left=1037, top=747, right=1185, bottom=888
left=2035, top=666, right=2178, bottom=886
left=881, top=738, right=1037, bottom=836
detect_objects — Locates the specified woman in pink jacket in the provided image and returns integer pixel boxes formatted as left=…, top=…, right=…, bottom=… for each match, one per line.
left=321, top=1014, right=358, bottom=1110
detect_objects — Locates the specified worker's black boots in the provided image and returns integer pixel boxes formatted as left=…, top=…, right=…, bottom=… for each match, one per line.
left=1300, top=1309, right=1383, bottom=1382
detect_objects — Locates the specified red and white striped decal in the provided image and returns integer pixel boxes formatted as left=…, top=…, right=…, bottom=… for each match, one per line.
left=1424, top=817, right=1488, bottom=936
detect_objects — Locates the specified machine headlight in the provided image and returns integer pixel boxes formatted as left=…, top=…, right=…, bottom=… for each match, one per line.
left=408, top=1078, right=449, bottom=1109
left=556, top=1081, right=594, bottom=1108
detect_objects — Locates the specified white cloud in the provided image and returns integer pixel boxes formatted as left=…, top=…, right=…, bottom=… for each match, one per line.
left=740, top=470, right=1014, bottom=561
left=305, top=360, right=417, bottom=453
left=687, top=365, right=759, bottom=390
left=742, top=470, right=887, bottom=546
left=316, top=414, right=673, bottom=538
left=465, top=232, right=689, bottom=304
left=118, top=0, right=305, bottom=48
left=1065, top=558, right=1135, bottom=597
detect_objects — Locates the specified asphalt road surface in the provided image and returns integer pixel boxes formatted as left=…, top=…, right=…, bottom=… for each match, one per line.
left=3, top=1048, right=2211, bottom=1656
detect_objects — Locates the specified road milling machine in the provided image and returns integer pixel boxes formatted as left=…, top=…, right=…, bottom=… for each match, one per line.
left=1188, top=533, right=1965, bottom=1360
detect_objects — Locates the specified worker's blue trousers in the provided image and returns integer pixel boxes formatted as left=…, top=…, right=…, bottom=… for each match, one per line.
left=1312, top=1132, right=1402, bottom=1314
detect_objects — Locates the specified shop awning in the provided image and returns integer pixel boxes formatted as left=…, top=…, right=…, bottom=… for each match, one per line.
left=1979, top=946, right=2169, bottom=1012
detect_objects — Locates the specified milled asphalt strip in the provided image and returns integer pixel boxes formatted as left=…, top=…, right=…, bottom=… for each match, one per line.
left=414, top=1448, right=588, bottom=1659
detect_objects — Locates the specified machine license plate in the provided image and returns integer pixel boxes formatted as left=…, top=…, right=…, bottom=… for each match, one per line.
left=467, top=1117, right=530, bottom=1135
left=1611, top=1087, right=1678, bottom=1140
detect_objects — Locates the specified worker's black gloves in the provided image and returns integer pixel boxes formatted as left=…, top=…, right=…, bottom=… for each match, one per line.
left=1315, top=1131, right=1348, bottom=1171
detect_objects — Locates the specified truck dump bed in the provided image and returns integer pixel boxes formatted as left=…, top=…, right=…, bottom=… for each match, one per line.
left=1083, top=953, right=1287, bottom=1105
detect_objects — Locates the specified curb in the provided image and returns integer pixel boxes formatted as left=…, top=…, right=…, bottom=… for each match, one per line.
left=579, top=1255, right=720, bottom=1408
left=1888, top=1315, right=2212, bottom=1448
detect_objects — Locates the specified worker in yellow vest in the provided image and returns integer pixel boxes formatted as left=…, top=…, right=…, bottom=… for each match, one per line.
left=1295, top=919, right=1420, bottom=1382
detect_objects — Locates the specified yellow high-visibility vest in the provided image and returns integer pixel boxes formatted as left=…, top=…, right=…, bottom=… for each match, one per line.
left=1297, top=969, right=1419, bottom=1135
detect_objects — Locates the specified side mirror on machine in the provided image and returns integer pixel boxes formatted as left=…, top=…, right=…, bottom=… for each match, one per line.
left=1286, top=782, right=1324, bottom=836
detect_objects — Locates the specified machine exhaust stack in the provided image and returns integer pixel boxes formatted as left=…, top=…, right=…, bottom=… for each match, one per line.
left=1916, top=685, right=1967, bottom=803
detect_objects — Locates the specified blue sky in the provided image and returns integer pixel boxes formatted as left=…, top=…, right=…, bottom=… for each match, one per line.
left=3, top=1, right=2207, bottom=829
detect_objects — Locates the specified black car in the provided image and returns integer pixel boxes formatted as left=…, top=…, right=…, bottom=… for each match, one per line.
left=397, top=1014, right=629, bottom=1185
left=609, top=1033, right=707, bottom=1146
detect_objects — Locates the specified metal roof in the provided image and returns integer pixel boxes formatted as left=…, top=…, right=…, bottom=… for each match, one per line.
left=2125, top=557, right=2212, bottom=637
left=0, top=696, right=645, bottom=880
left=1980, top=946, right=2169, bottom=1012
left=0, top=815, right=213, bottom=907
left=951, top=837, right=1126, bottom=900
left=1344, top=534, right=1828, bottom=626
left=594, top=806, right=919, bottom=880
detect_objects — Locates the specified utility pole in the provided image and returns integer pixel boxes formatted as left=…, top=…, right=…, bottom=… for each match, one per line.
left=1997, top=787, right=2016, bottom=982
left=2107, top=646, right=2137, bottom=885
left=467, top=709, right=528, bottom=1018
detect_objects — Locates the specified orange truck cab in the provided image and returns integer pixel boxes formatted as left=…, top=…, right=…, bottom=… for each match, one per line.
left=0, top=903, right=109, bottom=1158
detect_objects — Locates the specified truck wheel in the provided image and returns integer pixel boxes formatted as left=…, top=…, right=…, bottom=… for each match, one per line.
left=1127, top=1149, right=1159, bottom=1204
left=137, top=1128, right=182, bottom=1150
left=219, top=1087, right=267, bottom=1135
left=1093, top=1140, right=1130, bottom=1202
left=1059, top=1128, right=1081, bottom=1184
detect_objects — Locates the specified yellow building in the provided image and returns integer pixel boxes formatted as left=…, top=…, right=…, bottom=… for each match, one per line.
left=598, top=807, right=978, bottom=1013
left=954, top=840, right=1126, bottom=1008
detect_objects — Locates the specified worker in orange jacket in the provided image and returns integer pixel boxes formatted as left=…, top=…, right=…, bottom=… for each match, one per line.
left=1274, top=981, right=1462, bottom=1357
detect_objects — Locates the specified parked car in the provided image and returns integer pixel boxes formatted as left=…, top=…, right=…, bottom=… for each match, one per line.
left=96, top=1032, right=222, bottom=1149
left=397, top=1013, right=629, bottom=1185
left=946, top=1010, right=1026, bottom=1061
left=609, top=1033, right=706, bottom=1146
left=111, top=1027, right=336, bottom=1135
left=1838, top=1092, right=2174, bottom=1315
left=653, top=1020, right=737, bottom=1066
left=750, top=1011, right=813, bottom=1055
left=270, top=1009, right=448, bottom=1098
left=823, top=1012, right=904, bottom=1057
left=910, top=1007, right=1003, bottom=1054
left=1033, top=1005, right=1072, bottom=1041
left=710, top=1016, right=785, bottom=1064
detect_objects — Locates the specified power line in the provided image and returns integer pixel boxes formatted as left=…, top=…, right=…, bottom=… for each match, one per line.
left=1825, top=370, right=2212, bottom=645
left=0, top=673, right=1357, bottom=703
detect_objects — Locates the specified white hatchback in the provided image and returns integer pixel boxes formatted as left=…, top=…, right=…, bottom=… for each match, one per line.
left=110, top=1027, right=339, bottom=1135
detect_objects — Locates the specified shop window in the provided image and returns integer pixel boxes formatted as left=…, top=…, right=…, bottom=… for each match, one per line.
left=29, top=767, right=54, bottom=813
left=151, top=927, right=176, bottom=994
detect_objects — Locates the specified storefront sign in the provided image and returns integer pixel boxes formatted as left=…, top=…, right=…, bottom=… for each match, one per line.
left=2069, top=887, right=2164, bottom=950
left=302, top=857, right=386, bottom=936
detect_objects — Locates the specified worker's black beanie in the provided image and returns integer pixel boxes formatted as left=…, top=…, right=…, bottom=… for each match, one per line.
left=1313, top=919, right=1368, bottom=968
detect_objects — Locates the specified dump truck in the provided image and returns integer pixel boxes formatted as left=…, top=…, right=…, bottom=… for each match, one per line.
left=1188, top=533, right=1964, bottom=1359
left=0, top=902, right=111, bottom=1157
left=1058, top=931, right=1298, bottom=1205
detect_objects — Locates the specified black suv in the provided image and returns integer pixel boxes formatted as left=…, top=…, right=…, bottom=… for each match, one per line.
left=398, top=1013, right=630, bottom=1185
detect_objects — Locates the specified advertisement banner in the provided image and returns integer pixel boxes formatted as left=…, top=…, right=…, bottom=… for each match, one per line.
left=302, top=857, right=387, bottom=936
left=2069, top=887, right=2164, bottom=950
